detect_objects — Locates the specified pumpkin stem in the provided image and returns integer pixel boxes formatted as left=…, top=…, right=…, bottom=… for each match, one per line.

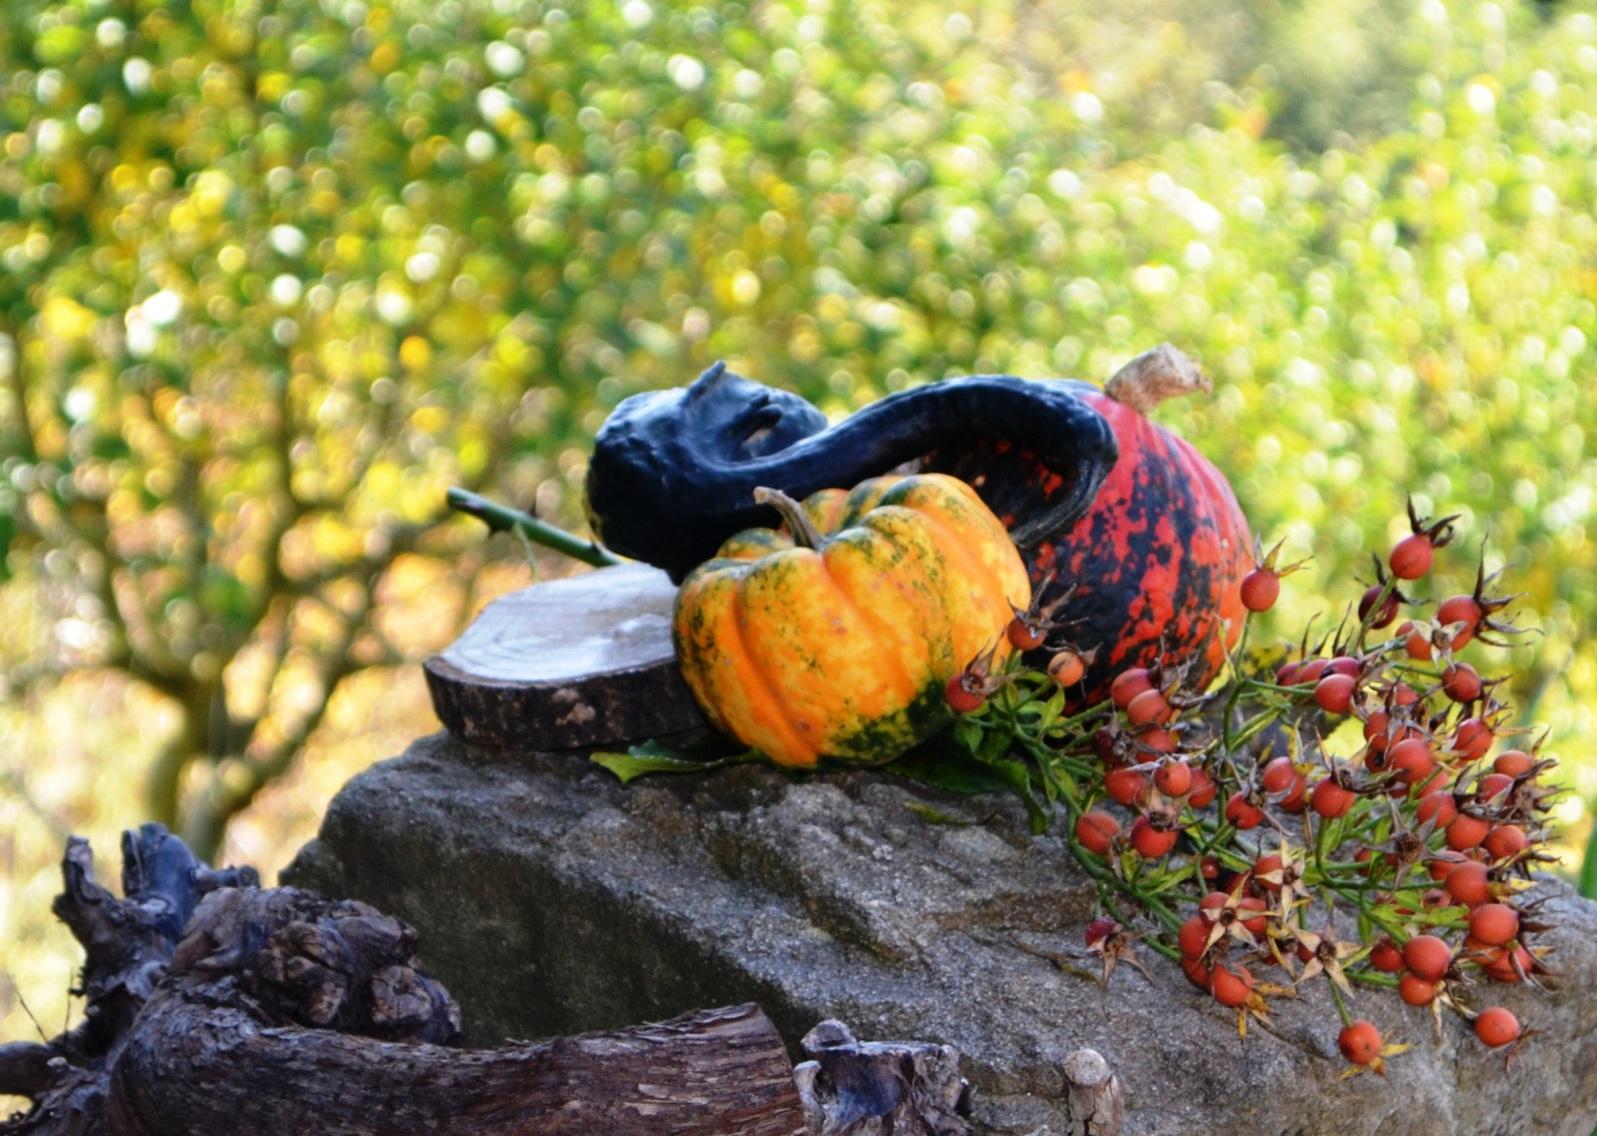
left=753, top=486, right=826, bottom=550
left=1103, top=344, right=1211, bottom=414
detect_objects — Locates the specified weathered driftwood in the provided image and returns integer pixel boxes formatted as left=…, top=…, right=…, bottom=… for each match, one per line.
left=1059, top=1049, right=1124, bottom=1136
left=794, top=1019, right=972, bottom=1136
left=107, top=997, right=805, bottom=1136
left=3, top=827, right=971, bottom=1136
left=423, top=563, right=709, bottom=750
left=0, top=824, right=259, bottom=1131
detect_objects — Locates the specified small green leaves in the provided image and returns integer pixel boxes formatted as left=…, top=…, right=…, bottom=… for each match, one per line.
left=902, top=801, right=984, bottom=827
left=590, top=740, right=755, bottom=783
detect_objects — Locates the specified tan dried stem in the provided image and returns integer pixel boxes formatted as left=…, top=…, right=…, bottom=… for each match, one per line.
left=1103, top=343, right=1212, bottom=414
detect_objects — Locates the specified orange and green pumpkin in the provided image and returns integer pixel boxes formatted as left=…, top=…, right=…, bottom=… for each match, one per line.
left=673, top=473, right=1030, bottom=768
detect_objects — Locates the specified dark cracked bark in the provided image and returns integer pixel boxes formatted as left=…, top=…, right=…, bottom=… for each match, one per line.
left=2, top=827, right=968, bottom=1136
left=104, top=997, right=804, bottom=1136
left=1, top=824, right=258, bottom=1134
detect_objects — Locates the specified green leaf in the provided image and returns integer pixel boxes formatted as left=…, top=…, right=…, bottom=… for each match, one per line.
left=951, top=717, right=982, bottom=756
left=977, top=726, right=1012, bottom=763
left=90, top=435, right=133, bottom=461
left=590, top=740, right=755, bottom=784
left=200, top=566, right=254, bottom=631
left=1033, top=687, right=1065, bottom=732
left=34, top=25, right=89, bottom=65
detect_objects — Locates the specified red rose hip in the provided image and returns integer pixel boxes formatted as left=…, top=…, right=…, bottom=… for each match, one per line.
left=1402, top=934, right=1452, bottom=981
left=1474, top=1007, right=1521, bottom=1048
left=1240, top=568, right=1281, bottom=613
left=1076, top=810, right=1120, bottom=857
left=1338, top=1020, right=1383, bottom=1065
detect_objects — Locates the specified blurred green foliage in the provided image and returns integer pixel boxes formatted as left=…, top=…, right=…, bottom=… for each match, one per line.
left=2, top=0, right=1596, bottom=1067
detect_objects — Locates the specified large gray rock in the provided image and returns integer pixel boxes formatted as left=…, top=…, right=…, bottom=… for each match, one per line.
left=285, top=733, right=1597, bottom=1135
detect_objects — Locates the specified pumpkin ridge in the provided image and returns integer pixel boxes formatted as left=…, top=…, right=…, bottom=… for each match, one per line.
left=818, top=537, right=921, bottom=715
left=837, top=477, right=901, bottom=527
left=725, top=565, right=820, bottom=766
left=853, top=509, right=960, bottom=675
left=897, top=497, right=1021, bottom=639
left=674, top=567, right=755, bottom=741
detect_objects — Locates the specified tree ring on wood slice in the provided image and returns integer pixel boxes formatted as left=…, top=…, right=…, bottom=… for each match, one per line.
left=424, top=563, right=711, bottom=751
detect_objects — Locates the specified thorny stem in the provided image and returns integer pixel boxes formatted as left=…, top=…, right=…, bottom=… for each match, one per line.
left=1072, top=823, right=1185, bottom=933
left=1327, top=973, right=1355, bottom=1027
left=1102, top=894, right=1181, bottom=963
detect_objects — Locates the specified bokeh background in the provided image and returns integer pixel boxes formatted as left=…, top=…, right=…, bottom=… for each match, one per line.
left=2, top=0, right=1595, bottom=1067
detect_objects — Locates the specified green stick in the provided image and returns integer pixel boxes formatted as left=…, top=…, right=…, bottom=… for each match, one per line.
left=446, top=487, right=622, bottom=568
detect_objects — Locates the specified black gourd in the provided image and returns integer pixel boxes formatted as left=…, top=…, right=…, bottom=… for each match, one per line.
left=584, top=361, right=1120, bottom=583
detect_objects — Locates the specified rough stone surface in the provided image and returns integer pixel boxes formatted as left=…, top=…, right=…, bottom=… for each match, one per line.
left=285, top=733, right=1597, bottom=1136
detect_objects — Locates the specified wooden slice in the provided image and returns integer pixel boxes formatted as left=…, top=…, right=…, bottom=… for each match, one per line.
left=424, top=564, right=709, bottom=750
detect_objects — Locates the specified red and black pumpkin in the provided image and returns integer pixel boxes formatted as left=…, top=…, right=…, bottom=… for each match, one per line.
left=585, top=345, right=1250, bottom=699
left=928, top=348, right=1251, bottom=692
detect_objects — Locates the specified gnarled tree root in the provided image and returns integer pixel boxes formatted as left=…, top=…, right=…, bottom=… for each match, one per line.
left=2, top=826, right=970, bottom=1136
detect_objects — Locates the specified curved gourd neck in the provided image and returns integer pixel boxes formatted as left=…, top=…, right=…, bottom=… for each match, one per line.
left=587, top=366, right=1121, bottom=581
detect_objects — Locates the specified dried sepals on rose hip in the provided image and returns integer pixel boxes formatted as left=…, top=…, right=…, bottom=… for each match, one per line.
left=1204, top=946, right=1292, bottom=1040
left=1225, top=788, right=1266, bottom=830
left=1005, top=574, right=1084, bottom=652
left=1198, top=886, right=1269, bottom=952
left=1109, top=657, right=1202, bottom=722
left=1252, top=840, right=1313, bottom=918
left=1309, top=773, right=1357, bottom=818
left=1388, top=497, right=1460, bottom=581
left=1129, top=810, right=1181, bottom=859
left=1336, top=1020, right=1411, bottom=1078
left=1047, top=645, right=1096, bottom=688
left=1084, top=917, right=1153, bottom=984
left=1240, top=537, right=1312, bottom=613
left=1357, top=555, right=1411, bottom=630
left=945, top=640, right=1007, bottom=714
left=1290, top=923, right=1359, bottom=992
